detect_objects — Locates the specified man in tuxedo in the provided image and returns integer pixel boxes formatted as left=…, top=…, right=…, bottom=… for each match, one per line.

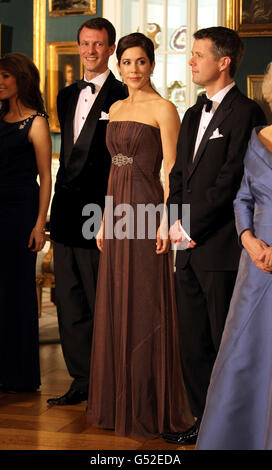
left=163, top=26, right=266, bottom=443
left=48, top=17, right=126, bottom=406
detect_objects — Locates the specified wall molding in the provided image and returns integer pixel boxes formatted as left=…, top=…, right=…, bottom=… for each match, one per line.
left=33, top=0, right=46, bottom=96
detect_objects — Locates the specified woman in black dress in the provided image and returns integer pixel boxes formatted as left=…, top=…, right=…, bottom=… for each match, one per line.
left=0, top=53, right=52, bottom=392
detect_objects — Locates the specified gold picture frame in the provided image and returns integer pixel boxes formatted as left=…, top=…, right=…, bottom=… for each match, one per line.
left=33, top=0, right=46, bottom=97
left=47, top=41, right=83, bottom=132
left=226, top=0, right=272, bottom=37
left=49, top=0, right=96, bottom=17
left=247, top=74, right=272, bottom=124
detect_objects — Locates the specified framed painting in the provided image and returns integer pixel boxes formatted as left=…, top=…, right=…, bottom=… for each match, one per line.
left=47, top=41, right=83, bottom=132
left=49, top=0, right=96, bottom=17
left=247, top=74, right=272, bottom=124
left=226, top=0, right=272, bottom=36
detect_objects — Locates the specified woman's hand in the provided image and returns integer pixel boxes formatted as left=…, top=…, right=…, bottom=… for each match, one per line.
left=241, top=230, right=272, bottom=273
left=28, top=226, right=46, bottom=252
left=156, top=225, right=170, bottom=254
left=258, top=246, right=272, bottom=270
left=96, top=223, right=104, bottom=252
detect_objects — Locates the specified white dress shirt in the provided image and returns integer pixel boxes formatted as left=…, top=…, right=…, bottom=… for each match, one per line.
left=193, top=81, right=235, bottom=160
left=73, top=68, right=110, bottom=143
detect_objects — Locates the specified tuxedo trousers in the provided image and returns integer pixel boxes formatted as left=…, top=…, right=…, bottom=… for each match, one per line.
left=53, top=242, right=100, bottom=393
left=175, top=255, right=237, bottom=419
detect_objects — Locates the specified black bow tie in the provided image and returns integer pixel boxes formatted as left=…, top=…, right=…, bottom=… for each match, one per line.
left=197, top=93, right=213, bottom=112
left=77, top=79, right=95, bottom=93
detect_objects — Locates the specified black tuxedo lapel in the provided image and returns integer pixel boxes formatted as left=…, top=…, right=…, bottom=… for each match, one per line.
left=63, top=87, right=80, bottom=168
left=63, top=71, right=115, bottom=184
left=187, top=86, right=238, bottom=181
left=186, top=107, right=202, bottom=166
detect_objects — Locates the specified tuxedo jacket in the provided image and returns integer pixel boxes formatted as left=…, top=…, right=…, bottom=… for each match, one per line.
left=168, top=85, right=266, bottom=271
left=50, top=71, right=127, bottom=248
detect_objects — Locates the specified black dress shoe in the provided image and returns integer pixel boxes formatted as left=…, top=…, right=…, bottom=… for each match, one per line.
left=161, top=422, right=199, bottom=445
left=47, top=389, right=88, bottom=406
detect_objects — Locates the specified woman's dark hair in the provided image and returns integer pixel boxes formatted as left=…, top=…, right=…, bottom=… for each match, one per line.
left=77, top=17, right=116, bottom=46
left=0, top=52, right=45, bottom=119
left=116, top=32, right=155, bottom=65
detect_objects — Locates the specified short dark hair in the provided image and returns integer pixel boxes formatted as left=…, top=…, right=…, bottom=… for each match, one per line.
left=194, top=26, right=244, bottom=77
left=116, top=32, right=155, bottom=65
left=77, top=17, right=116, bottom=46
left=0, top=52, right=45, bottom=120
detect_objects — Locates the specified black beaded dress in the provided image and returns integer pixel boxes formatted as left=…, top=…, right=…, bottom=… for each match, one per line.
left=0, top=113, right=46, bottom=391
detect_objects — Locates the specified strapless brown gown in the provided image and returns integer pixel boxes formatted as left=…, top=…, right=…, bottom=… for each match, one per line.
left=87, top=121, right=194, bottom=439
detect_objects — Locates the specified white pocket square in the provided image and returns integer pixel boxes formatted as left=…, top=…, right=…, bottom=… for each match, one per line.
left=209, top=128, right=224, bottom=139
left=99, top=111, right=109, bottom=120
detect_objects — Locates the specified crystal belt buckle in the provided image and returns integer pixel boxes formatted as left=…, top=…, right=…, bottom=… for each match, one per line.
left=112, top=153, right=133, bottom=166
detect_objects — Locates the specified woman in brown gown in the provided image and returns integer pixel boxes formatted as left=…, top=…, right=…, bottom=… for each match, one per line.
left=87, top=33, right=195, bottom=440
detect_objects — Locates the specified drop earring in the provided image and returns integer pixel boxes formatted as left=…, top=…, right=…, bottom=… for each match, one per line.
left=120, top=73, right=125, bottom=86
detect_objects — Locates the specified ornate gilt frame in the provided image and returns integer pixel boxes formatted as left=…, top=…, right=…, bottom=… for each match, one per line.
left=247, top=74, right=272, bottom=123
left=247, top=74, right=263, bottom=100
left=226, top=0, right=272, bottom=37
left=47, top=41, right=83, bottom=132
left=49, top=0, right=96, bottom=17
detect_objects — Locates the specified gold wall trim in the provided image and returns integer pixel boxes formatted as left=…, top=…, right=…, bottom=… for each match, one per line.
left=33, top=0, right=46, bottom=96
left=225, top=0, right=236, bottom=30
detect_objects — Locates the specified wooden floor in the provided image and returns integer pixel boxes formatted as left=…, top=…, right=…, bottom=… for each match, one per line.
left=0, top=343, right=195, bottom=451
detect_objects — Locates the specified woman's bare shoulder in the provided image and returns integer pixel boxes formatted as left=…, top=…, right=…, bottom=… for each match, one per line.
left=153, top=97, right=179, bottom=125
left=155, top=95, right=177, bottom=110
left=110, top=99, right=127, bottom=113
